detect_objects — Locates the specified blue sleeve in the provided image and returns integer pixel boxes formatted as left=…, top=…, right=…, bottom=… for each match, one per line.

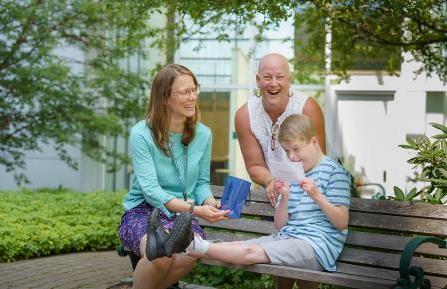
left=131, top=129, right=175, bottom=216
left=326, top=168, right=351, bottom=207
left=193, top=132, right=213, bottom=205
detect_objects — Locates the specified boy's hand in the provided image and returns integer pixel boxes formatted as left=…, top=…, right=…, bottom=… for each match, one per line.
left=274, top=180, right=290, bottom=197
left=300, top=177, right=319, bottom=198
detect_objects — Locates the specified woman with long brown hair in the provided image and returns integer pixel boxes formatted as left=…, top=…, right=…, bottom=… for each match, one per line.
left=118, top=64, right=228, bottom=289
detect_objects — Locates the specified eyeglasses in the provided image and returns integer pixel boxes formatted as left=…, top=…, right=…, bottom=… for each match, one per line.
left=271, top=122, right=280, bottom=151
left=171, top=85, right=200, bottom=98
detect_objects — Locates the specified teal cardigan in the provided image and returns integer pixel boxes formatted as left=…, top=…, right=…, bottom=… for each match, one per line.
left=123, top=120, right=213, bottom=216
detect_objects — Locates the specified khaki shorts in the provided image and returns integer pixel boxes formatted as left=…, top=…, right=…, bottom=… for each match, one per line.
left=243, top=233, right=323, bottom=271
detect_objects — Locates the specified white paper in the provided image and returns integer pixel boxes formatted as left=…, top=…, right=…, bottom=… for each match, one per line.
left=269, top=161, right=305, bottom=184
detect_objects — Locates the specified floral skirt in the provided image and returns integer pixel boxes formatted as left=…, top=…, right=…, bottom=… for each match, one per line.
left=118, top=202, right=206, bottom=257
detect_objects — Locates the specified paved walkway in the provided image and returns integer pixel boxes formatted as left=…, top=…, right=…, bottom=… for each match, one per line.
left=0, top=251, right=132, bottom=289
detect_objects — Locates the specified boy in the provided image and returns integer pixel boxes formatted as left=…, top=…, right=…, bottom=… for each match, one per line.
left=187, top=114, right=351, bottom=273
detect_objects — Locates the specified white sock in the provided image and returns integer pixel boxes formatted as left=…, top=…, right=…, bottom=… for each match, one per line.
left=186, top=234, right=210, bottom=255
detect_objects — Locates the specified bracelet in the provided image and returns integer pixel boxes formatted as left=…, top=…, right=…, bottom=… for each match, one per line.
left=264, top=178, right=275, bottom=188
left=189, top=203, right=195, bottom=214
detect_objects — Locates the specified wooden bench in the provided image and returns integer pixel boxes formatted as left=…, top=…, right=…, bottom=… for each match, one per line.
left=118, top=185, right=447, bottom=289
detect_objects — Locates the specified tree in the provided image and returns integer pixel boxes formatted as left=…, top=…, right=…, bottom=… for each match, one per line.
left=0, top=1, right=157, bottom=183
left=0, top=0, right=281, bottom=184
left=293, top=1, right=447, bottom=82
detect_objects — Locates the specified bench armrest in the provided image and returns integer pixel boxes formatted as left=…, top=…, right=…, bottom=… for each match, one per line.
left=394, top=236, right=447, bottom=289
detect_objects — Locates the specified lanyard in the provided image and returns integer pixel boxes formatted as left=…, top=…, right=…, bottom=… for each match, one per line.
left=168, top=141, right=188, bottom=202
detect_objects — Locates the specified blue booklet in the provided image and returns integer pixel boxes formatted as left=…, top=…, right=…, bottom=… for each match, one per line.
left=220, top=176, right=251, bottom=219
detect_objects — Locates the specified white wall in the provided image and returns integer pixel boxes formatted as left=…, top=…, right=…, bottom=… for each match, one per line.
left=0, top=144, right=82, bottom=191
left=332, top=54, right=447, bottom=196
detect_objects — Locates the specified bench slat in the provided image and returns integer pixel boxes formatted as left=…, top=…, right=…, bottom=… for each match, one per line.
left=346, top=231, right=447, bottom=257
left=200, top=219, right=274, bottom=235
left=350, top=198, right=447, bottom=220
left=212, top=186, right=268, bottom=203
left=205, top=231, right=253, bottom=242
left=339, top=248, right=447, bottom=276
left=349, top=212, right=447, bottom=237
left=240, top=202, right=274, bottom=217
left=200, top=259, right=394, bottom=289
left=337, top=263, right=447, bottom=289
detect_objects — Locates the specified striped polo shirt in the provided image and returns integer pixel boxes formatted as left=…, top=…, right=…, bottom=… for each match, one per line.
left=280, top=156, right=351, bottom=271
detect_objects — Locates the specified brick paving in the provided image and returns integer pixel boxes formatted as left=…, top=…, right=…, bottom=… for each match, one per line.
left=0, top=251, right=132, bottom=289
left=0, top=251, right=216, bottom=289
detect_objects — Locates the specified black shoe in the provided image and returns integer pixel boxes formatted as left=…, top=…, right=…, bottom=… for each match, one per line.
left=146, top=208, right=168, bottom=261
left=164, top=212, right=194, bottom=256
left=146, top=209, right=194, bottom=261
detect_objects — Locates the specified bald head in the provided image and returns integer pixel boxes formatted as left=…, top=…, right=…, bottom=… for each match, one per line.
left=258, top=53, right=290, bottom=75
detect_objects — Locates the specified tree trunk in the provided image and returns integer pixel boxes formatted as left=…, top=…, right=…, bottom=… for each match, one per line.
left=166, top=3, right=176, bottom=64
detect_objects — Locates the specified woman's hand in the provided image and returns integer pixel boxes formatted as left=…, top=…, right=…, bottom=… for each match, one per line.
left=194, top=205, right=229, bottom=223
left=265, top=179, right=279, bottom=207
left=203, top=197, right=221, bottom=209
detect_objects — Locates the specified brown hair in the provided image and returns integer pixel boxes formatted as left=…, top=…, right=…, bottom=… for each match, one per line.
left=278, top=114, right=316, bottom=144
left=146, top=64, right=200, bottom=155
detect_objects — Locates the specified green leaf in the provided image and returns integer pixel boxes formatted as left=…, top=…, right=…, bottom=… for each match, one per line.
left=393, top=186, right=405, bottom=201
left=432, top=134, right=447, bottom=140
left=418, top=177, right=447, bottom=185
left=406, top=136, right=418, bottom=148
left=434, top=188, right=444, bottom=200
left=399, top=144, right=416, bottom=150
left=436, top=168, right=447, bottom=178
left=430, top=123, right=447, bottom=134
left=405, top=187, right=421, bottom=201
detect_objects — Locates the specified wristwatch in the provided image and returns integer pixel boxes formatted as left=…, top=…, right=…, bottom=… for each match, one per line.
left=189, top=203, right=195, bottom=214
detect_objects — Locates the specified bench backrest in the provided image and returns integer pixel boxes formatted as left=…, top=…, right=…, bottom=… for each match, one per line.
left=202, top=186, right=447, bottom=288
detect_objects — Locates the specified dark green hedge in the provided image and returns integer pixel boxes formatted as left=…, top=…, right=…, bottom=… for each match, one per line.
left=0, top=188, right=125, bottom=262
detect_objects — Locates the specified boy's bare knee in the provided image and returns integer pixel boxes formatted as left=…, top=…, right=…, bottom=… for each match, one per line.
left=241, top=245, right=263, bottom=265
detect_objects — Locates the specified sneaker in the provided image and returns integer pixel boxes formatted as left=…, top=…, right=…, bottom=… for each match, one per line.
left=165, top=212, right=194, bottom=256
left=146, top=208, right=168, bottom=261
left=146, top=209, right=194, bottom=261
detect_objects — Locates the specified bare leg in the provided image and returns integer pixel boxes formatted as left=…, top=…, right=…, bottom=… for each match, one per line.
left=275, top=276, right=295, bottom=289
left=157, top=254, right=197, bottom=289
left=132, top=235, right=196, bottom=289
left=191, top=241, right=270, bottom=265
left=132, top=256, right=173, bottom=289
left=296, top=280, right=320, bottom=289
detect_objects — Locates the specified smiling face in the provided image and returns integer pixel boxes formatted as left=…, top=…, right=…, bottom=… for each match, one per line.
left=281, top=137, right=321, bottom=172
left=256, top=54, right=291, bottom=108
left=167, top=74, right=199, bottom=121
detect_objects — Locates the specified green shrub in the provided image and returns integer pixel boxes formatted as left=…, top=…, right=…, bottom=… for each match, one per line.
left=0, top=188, right=126, bottom=262
left=393, top=122, right=447, bottom=204
left=184, top=264, right=274, bottom=289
